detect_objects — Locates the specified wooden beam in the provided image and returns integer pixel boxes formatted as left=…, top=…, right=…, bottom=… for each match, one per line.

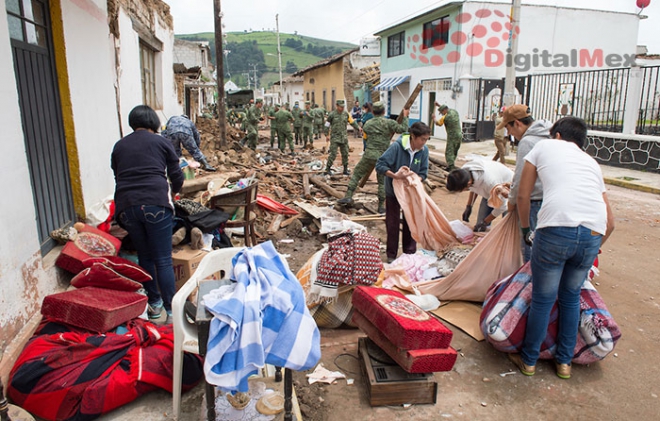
left=309, top=176, right=344, bottom=199
left=267, top=214, right=285, bottom=235
left=302, top=174, right=311, bottom=199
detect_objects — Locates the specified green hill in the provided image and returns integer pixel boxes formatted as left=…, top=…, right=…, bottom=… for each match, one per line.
left=176, top=31, right=356, bottom=88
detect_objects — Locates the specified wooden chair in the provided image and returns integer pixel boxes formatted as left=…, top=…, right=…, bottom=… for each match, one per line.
left=209, top=182, right=259, bottom=247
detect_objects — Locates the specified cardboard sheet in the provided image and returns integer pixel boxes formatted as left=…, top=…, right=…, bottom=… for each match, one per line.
left=431, top=301, right=485, bottom=341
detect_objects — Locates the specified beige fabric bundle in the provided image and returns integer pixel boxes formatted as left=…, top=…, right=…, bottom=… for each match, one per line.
left=389, top=213, right=523, bottom=302
left=392, top=169, right=459, bottom=253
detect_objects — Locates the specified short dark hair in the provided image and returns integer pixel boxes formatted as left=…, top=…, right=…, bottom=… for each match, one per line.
left=518, top=116, right=535, bottom=127
left=373, top=107, right=385, bottom=116
left=550, top=117, right=588, bottom=148
left=446, top=169, right=471, bottom=192
left=128, top=105, right=160, bottom=132
left=409, top=121, right=431, bottom=138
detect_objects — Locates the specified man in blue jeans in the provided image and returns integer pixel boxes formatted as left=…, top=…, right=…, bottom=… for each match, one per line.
left=498, top=104, right=552, bottom=262
left=509, top=117, right=615, bottom=380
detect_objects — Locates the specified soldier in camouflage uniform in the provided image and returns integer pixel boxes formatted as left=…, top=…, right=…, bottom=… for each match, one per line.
left=292, top=101, right=303, bottom=145
left=337, top=102, right=409, bottom=213
left=325, top=99, right=360, bottom=175
left=245, top=98, right=264, bottom=150
left=301, top=101, right=315, bottom=148
left=275, top=105, right=295, bottom=154
left=434, top=103, right=463, bottom=170
left=267, top=104, right=280, bottom=148
left=313, top=104, right=326, bottom=139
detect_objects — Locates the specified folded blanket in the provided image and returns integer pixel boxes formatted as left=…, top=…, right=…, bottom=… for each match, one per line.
left=203, top=241, right=321, bottom=392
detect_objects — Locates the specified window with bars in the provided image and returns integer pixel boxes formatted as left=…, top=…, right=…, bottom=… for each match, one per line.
left=423, top=16, right=450, bottom=50
left=140, top=41, right=160, bottom=109
left=387, top=31, right=405, bottom=58
left=6, top=0, right=48, bottom=48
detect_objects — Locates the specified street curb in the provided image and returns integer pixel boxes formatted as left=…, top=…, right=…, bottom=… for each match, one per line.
left=603, top=178, right=660, bottom=195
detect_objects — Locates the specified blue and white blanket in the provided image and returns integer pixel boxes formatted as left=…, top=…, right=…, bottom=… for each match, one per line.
left=203, top=241, right=321, bottom=392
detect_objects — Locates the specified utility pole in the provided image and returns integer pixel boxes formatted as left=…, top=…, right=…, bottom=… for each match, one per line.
left=213, top=0, right=227, bottom=147
left=276, top=14, right=284, bottom=103
left=503, top=0, right=521, bottom=107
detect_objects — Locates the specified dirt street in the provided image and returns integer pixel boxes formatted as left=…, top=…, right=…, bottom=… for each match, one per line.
left=268, top=134, right=660, bottom=421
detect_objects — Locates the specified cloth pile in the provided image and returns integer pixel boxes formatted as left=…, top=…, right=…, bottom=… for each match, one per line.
left=8, top=319, right=203, bottom=421
left=203, top=241, right=321, bottom=393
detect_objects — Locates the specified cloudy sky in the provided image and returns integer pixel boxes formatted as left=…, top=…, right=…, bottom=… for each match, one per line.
left=164, top=0, right=660, bottom=53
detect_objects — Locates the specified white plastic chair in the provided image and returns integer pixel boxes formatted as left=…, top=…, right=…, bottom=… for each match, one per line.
left=172, top=247, right=244, bottom=420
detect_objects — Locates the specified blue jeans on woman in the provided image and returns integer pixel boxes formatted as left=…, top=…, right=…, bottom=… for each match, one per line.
left=119, top=205, right=175, bottom=313
left=521, top=225, right=602, bottom=366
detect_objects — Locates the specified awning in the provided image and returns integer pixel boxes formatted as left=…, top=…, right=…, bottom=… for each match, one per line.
left=374, top=75, right=410, bottom=91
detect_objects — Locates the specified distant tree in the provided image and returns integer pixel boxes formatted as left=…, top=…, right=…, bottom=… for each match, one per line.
left=285, top=60, right=298, bottom=73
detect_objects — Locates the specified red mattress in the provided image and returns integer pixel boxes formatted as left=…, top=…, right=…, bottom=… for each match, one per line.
left=41, top=287, right=147, bottom=333
left=353, top=310, right=457, bottom=373
left=352, top=286, right=453, bottom=350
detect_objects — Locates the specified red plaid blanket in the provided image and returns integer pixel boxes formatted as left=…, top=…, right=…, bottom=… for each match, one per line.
left=8, top=319, right=203, bottom=421
left=480, top=262, right=621, bottom=365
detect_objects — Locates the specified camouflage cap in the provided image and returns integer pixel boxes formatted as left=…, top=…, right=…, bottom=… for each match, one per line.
left=294, top=101, right=299, bottom=104
left=275, top=103, right=281, bottom=107
left=336, top=99, right=345, bottom=106
left=438, top=104, right=449, bottom=112
left=373, top=101, right=385, bottom=112
left=304, top=101, right=310, bottom=105
left=255, top=98, right=263, bottom=104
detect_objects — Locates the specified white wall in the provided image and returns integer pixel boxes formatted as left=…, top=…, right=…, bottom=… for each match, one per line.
left=0, top=7, right=63, bottom=356
left=282, top=81, right=305, bottom=106
left=61, top=0, right=121, bottom=212
left=155, top=15, right=183, bottom=121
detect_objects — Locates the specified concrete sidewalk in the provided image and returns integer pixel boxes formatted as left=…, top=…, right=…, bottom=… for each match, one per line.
left=428, top=137, right=660, bottom=195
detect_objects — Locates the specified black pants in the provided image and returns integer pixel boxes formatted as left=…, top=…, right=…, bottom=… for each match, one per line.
left=385, top=195, right=416, bottom=260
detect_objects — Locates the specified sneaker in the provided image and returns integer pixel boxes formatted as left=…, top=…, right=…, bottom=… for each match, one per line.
left=378, top=206, right=386, bottom=215
left=148, top=301, right=163, bottom=319
left=508, top=353, right=535, bottom=376
left=555, top=362, right=571, bottom=379
left=165, top=312, right=173, bottom=325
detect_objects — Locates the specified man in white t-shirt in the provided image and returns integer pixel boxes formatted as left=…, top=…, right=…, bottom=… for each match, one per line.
left=446, top=157, right=513, bottom=232
left=508, top=117, right=615, bottom=381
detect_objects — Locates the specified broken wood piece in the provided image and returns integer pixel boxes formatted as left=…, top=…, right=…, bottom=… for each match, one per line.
left=293, top=201, right=325, bottom=219
left=280, top=215, right=301, bottom=228
left=350, top=215, right=385, bottom=221
left=267, top=214, right=285, bottom=235
left=302, top=174, right=311, bottom=199
left=310, top=176, right=344, bottom=199
left=358, top=162, right=376, bottom=188
left=181, top=172, right=242, bottom=194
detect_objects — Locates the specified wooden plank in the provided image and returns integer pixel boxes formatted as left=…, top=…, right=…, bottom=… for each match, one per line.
left=293, top=201, right=325, bottom=219
left=350, top=215, right=385, bottom=221
left=280, top=215, right=301, bottom=228
left=309, top=176, right=344, bottom=199
left=302, top=174, right=311, bottom=199
left=267, top=214, right=285, bottom=235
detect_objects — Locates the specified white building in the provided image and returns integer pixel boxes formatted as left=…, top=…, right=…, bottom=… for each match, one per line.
left=275, top=76, right=305, bottom=106
left=0, top=0, right=182, bottom=377
left=373, top=0, right=642, bottom=140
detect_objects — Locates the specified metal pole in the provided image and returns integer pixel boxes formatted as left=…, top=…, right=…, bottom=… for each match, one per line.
left=214, top=0, right=227, bottom=147
left=503, top=0, right=521, bottom=107
left=276, top=14, right=284, bottom=103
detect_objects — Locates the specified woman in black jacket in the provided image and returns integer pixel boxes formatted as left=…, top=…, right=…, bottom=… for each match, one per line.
left=111, top=105, right=184, bottom=324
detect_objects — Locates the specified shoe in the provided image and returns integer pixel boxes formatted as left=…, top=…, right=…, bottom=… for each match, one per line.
left=555, top=362, right=571, bottom=379
left=324, top=169, right=333, bottom=176
left=148, top=302, right=163, bottom=319
left=337, top=197, right=354, bottom=206
left=165, top=312, right=173, bottom=325
left=378, top=206, right=385, bottom=214
left=386, top=256, right=395, bottom=264
left=508, top=353, right=535, bottom=376
left=343, top=168, right=351, bottom=175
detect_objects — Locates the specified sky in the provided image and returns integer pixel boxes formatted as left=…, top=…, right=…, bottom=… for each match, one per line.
left=164, top=0, right=660, bottom=53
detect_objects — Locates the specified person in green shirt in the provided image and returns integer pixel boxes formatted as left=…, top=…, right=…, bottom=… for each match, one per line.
left=275, top=105, right=295, bottom=154
left=434, top=103, right=463, bottom=170
left=292, top=101, right=303, bottom=145
left=245, top=99, right=264, bottom=150
left=313, top=104, right=326, bottom=139
left=325, top=99, right=361, bottom=176
left=337, top=102, right=409, bottom=213
left=302, top=101, right=315, bottom=148
left=267, top=104, right=280, bottom=148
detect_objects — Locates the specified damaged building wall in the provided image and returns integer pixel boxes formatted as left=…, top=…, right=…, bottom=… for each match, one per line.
left=0, top=6, right=68, bottom=377
left=303, top=59, right=346, bottom=109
